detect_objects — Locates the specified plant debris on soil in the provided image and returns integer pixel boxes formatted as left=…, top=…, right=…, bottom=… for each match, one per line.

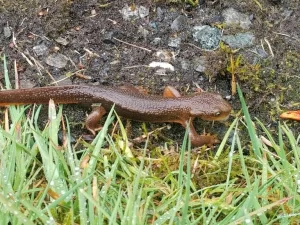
left=0, top=0, right=299, bottom=147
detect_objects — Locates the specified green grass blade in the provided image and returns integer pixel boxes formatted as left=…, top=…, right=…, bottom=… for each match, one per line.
left=237, top=83, right=262, bottom=158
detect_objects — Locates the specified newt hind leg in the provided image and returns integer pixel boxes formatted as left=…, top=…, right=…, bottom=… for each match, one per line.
left=85, top=106, right=107, bottom=135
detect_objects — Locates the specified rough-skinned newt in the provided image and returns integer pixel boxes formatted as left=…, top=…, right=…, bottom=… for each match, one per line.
left=0, top=85, right=232, bottom=146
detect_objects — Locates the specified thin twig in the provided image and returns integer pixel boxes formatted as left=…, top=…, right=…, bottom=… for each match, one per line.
left=20, top=52, right=34, bottom=66
left=12, top=32, right=34, bottom=66
left=122, top=65, right=148, bottom=69
left=29, top=32, right=51, bottom=41
left=260, top=39, right=265, bottom=52
left=264, top=38, right=274, bottom=57
left=45, top=70, right=58, bottom=84
left=27, top=52, right=44, bottom=76
left=83, top=47, right=100, bottom=57
left=14, top=60, right=20, bottom=89
left=272, top=31, right=300, bottom=42
left=184, top=42, right=203, bottom=51
left=113, top=37, right=152, bottom=52
left=49, top=69, right=85, bottom=85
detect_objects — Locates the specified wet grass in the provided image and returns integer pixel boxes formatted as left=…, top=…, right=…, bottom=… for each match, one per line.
left=0, top=57, right=300, bottom=224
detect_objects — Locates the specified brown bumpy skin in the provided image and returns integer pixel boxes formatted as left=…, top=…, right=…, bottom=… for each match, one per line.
left=0, top=85, right=231, bottom=146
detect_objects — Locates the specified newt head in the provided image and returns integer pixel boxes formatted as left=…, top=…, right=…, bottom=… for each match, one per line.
left=189, top=92, right=232, bottom=121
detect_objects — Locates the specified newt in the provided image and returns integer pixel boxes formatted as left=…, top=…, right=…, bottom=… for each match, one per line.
left=280, top=110, right=300, bottom=121
left=0, top=85, right=231, bottom=146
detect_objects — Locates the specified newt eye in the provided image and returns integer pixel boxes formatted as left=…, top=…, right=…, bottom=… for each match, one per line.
left=215, top=112, right=221, bottom=116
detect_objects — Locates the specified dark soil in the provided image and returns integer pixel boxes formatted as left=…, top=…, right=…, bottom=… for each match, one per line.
left=0, top=0, right=299, bottom=147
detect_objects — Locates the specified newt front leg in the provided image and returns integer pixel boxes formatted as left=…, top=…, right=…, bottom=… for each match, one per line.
left=184, top=120, right=219, bottom=147
left=163, top=86, right=221, bottom=147
left=85, top=106, right=107, bottom=135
